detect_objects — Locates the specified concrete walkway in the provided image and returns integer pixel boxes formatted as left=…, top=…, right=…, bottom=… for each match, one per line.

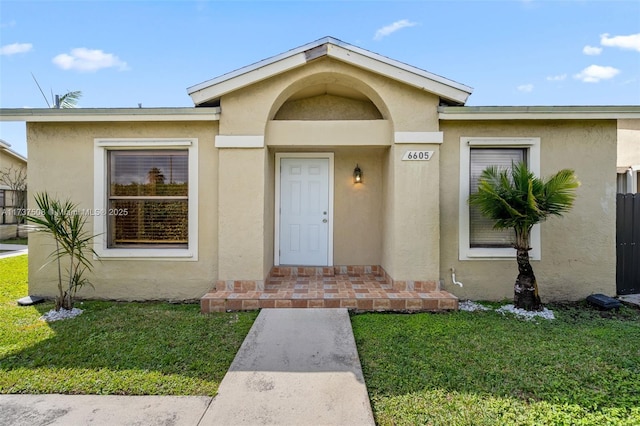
left=0, top=308, right=375, bottom=426
left=0, top=394, right=212, bottom=426
left=0, top=243, right=28, bottom=259
left=619, top=293, right=640, bottom=307
left=202, top=308, right=374, bottom=425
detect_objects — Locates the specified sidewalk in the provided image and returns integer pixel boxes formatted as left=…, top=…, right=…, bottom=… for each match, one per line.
left=0, top=394, right=212, bottom=426
left=0, top=244, right=28, bottom=259
left=0, top=308, right=375, bottom=426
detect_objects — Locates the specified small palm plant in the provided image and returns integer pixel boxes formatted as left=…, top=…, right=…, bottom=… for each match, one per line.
left=469, top=162, right=579, bottom=310
left=26, top=192, right=98, bottom=311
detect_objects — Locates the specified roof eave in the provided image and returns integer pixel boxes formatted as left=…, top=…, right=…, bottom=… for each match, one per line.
left=0, top=139, right=27, bottom=162
left=0, top=107, right=221, bottom=122
left=187, top=37, right=473, bottom=106
left=438, top=105, right=640, bottom=120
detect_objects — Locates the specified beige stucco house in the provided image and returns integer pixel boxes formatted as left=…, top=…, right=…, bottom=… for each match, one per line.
left=0, top=139, right=27, bottom=239
left=0, top=139, right=27, bottom=173
left=2, top=37, right=639, bottom=310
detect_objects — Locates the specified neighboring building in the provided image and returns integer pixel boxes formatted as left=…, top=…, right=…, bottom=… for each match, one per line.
left=1, top=37, right=639, bottom=307
left=617, top=119, right=640, bottom=193
left=0, top=139, right=26, bottom=172
left=0, top=139, right=27, bottom=239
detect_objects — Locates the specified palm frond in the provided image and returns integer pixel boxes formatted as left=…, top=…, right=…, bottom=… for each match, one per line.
left=58, top=90, right=82, bottom=108
left=469, top=161, right=579, bottom=244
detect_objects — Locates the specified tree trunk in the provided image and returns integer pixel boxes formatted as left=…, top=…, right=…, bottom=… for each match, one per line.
left=513, top=248, right=541, bottom=311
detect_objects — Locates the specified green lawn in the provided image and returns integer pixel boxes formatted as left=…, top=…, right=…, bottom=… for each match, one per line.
left=0, top=255, right=257, bottom=395
left=3, top=255, right=640, bottom=424
left=352, top=306, right=640, bottom=425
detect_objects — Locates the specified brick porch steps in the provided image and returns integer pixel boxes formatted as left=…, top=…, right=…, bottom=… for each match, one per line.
left=201, top=266, right=458, bottom=313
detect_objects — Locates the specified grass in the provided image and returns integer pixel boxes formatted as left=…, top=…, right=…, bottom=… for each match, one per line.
left=352, top=305, right=640, bottom=425
left=0, top=255, right=257, bottom=396
left=0, top=237, right=27, bottom=245
left=3, top=255, right=640, bottom=424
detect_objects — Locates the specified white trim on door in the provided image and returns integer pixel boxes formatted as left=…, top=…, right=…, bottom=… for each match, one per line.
left=275, top=152, right=334, bottom=266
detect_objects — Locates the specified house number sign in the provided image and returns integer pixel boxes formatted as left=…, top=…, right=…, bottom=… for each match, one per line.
left=402, top=150, right=434, bottom=161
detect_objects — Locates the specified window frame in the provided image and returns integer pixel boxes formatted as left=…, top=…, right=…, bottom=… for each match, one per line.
left=94, top=138, right=198, bottom=260
left=459, top=137, right=541, bottom=261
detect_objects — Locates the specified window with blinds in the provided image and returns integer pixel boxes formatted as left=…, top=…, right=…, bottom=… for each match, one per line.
left=107, top=150, right=188, bottom=247
left=469, top=148, right=526, bottom=248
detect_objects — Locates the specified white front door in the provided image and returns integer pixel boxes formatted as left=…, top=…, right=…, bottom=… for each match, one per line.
left=279, top=157, right=330, bottom=266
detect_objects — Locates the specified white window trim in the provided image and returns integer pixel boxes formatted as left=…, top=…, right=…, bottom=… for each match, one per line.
left=459, top=137, right=541, bottom=260
left=93, top=138, right=198, bottom=260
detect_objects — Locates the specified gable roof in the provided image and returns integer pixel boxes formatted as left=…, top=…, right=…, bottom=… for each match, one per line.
left=187, top=37, right=473, bottom=107
left=0, top=139, right=27, bottom=163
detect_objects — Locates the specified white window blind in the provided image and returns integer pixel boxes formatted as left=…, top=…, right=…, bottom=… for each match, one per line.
left=469, top=148, right=526, bottom=248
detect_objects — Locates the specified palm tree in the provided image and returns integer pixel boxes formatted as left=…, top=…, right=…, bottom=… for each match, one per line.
left=31, top=73, right=82, bottom=108
left=147, top=167, right=165, bottom=185
left=469, top=162, right=579, bottom=311
left=26, top=193, right=98, bottom=311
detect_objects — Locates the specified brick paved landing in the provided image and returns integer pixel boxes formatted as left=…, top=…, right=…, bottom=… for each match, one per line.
left=201, top=266, right=458, bottom=313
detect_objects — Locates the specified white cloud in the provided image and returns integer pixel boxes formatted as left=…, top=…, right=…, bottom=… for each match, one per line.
left=517, top=84, right=534, bottom=93
left=0, top=42, right=33, bottom=56
left=546, top=74, right=567, bottom=81
left=374, top=19, right=417, bottom=41
left=582, top=45, right=602, bottom=56
left=574, top=65, right=620, bottom=83
left=600, top=33, right=640, bottom=52
left=52, top=48, right=128, bottom=72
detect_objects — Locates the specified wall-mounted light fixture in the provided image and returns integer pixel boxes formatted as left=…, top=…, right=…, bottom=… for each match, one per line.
left=353, top=164, right=363, bottom=184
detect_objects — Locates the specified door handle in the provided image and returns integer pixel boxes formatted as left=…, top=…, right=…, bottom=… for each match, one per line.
left=322, top=219, right=328, bottom=223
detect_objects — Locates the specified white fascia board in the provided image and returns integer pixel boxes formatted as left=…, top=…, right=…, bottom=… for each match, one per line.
left=188, top=54, right=308, bottom=105
left=439, top=106, right=640, bottom=120
left=326, top=44, right=472, bottom=104
left=0, top=148, right=27, bottom=162
left=0, top=139, right=27, bottom=161
left=0, top=107, right=220, bottom=122
left=187, top=38, right=335, bottom=96
left=394, top=131, right=443, bottom=144
left=215, top=135, right=265, bottom=148
left=186, top=36, right=473, bottom=106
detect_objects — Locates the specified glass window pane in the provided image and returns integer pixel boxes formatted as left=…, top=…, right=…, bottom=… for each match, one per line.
left=110, top=151, right=188, bottom=197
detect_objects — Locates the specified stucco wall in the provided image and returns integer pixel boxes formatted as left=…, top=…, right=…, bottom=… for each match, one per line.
left=217, top=147, right=269, bottom=281
left=439, top=120, right=618, bottom=301
left=382, top=144, right=441, bottom=281
left=332, top=148, right=385, bottom=265
left=618, top=119, right=640, bottom=167
left=274, top=94, right=382, bottom=120
left=0, top=150, right=26, bottom=177
left=27, top=121, right=219, bottom=301
left=219, top=57, right=441, bottom=135
left=266, top=120, right=391, bottom=147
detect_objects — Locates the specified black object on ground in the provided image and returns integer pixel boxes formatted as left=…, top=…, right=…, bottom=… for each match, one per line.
left=17, top=295, right=45, bottom=306
left=586, top=293, right=622, bottom=310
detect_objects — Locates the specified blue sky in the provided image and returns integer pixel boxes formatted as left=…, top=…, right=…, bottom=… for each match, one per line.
left=1, top=0, right=639, bottom=157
